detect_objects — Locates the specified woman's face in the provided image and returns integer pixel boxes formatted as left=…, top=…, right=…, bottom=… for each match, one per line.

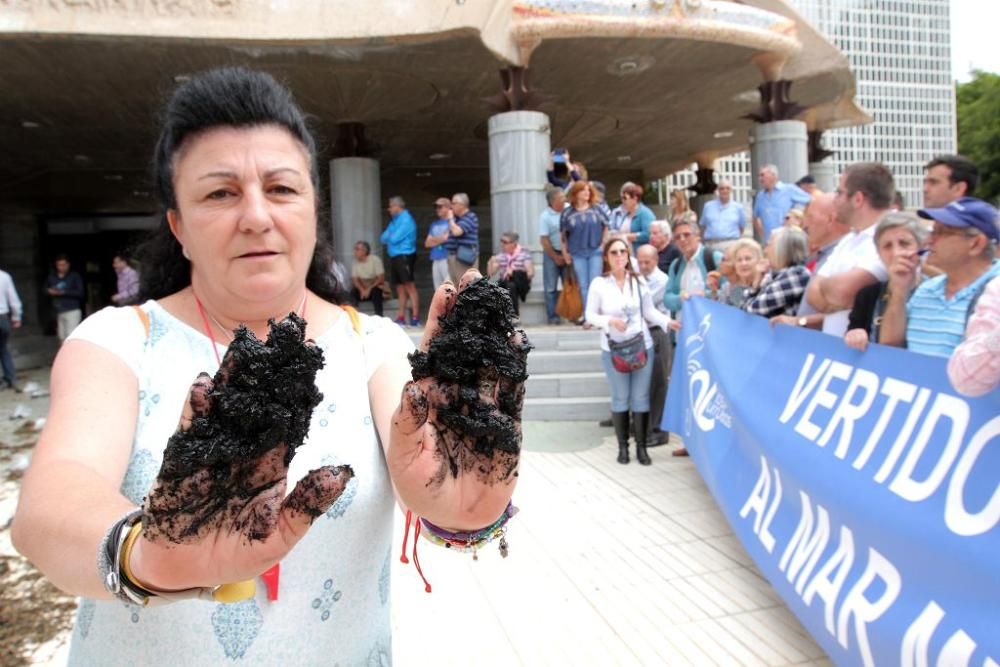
left=575, top=186, right=591, bottom=207
left=877, top=225, right=920, bottom=268
left=734, top=247, right=758, bottom=281
left=622, top=193, right=638, bottom=214
left=606, top=242, right=630, bottom=272
left=167, top=125, right=317, bottom=304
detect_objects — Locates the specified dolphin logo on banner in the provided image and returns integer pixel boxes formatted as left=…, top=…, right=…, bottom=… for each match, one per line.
left=684, top=313, right=731, bottom=434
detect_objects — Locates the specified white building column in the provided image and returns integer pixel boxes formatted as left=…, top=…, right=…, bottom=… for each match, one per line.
left=487, top=110, right=550, bottom=296
left=808, top=160, right=837, bottom=194
left=329, top=157, right=382, bottom=271
left=749, top=120, right=809, bottom=188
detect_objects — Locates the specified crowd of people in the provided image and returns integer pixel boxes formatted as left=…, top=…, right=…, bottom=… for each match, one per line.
left=537, top=152, right=1000, bottom=463
left=0, top=253, right=139, bottom=391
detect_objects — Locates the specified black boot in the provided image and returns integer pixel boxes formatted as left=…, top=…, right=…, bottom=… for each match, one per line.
left=634, top=412, right=652, bottom=465
left=611, top=411, right=630, bottom=464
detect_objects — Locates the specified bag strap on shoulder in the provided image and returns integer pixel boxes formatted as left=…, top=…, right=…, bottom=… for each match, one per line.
left=131, top=305, right=150, bottom=340
left=342, top=304, right=362, bottom=335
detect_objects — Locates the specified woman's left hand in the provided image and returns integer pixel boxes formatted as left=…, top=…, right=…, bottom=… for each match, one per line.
left=387, top=272, right=527, bottom=530
left=609, top=318, right=628, bottom=332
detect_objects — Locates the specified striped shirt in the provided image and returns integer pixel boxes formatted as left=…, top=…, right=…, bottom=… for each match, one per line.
left=947, top=276, right=1000, bottom=396
left=906, top=260, right=1000, bottom=358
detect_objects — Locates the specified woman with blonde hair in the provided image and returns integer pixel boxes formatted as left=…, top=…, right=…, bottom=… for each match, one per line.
left=670, top=190, right=698, bottom=229
left=709, top=238, right=764, bottom=308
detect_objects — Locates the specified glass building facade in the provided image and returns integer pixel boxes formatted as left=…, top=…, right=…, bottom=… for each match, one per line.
left=666, top=0, right=955, bottom=211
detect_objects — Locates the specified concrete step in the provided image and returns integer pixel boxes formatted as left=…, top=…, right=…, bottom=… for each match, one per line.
left=524, top=329, right=601, bottom=351
left=528, top=349, right=603, bottom=375
left=522, top=396, right=609, bottom=421
left=407, top=327, right=602, bottom=352
left=525, top=371, right=606, bottom=398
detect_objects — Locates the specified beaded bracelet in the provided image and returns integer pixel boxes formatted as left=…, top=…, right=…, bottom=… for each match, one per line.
left=420, top=502, right=518, bottom=559
left=399, top=501, right=518, bottom=593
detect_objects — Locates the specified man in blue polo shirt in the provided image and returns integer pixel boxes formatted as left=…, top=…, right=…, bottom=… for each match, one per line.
left=752, top=164, right=811, bottom=243
left=381, top=195, right=419, bottom=326
left=700, top=179, right=746, bottom=254
left=880, top=196, right=1000, bottom=357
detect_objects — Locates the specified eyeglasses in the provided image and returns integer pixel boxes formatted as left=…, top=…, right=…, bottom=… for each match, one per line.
left=675, top=232, right=695, bottom=239
left=501, top=239, right=514, bottom=245
left=929, top=225, right=970, bottom=238
left=607, top=248, right=629, bottom=256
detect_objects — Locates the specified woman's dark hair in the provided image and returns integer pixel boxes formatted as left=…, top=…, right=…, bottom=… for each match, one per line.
left=600, top=237, right=639, bottom=278
left=136, top=66, right=341, bottom=302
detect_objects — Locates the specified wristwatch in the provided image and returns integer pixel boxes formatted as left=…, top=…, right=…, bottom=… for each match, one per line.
left=797, top=317, right=808, bottom=327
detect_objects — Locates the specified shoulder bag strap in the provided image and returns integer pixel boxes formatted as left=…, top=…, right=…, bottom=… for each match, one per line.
left=130, top=304, right=150, bottom=340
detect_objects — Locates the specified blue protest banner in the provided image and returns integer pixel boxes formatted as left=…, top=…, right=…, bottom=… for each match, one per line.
left=663, top=297, right=999, bottom=667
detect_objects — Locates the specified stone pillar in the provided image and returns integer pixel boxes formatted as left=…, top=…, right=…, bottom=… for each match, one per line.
left=749, top=120, right=809, bottom=188
left=329, top=157, right=382, bottom=271
left=487, top=110, right=550, bottom=295
left=809, top=160, right=837, bottom=194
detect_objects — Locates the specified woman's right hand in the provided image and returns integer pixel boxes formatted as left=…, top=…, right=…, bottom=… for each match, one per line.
left=609, top=318, right=628, bottom=332
left=131, top=347, right=353, bottom=591
left=844, top=328, right=870, bottom=352
left=562, top=252, right=573, bottom=265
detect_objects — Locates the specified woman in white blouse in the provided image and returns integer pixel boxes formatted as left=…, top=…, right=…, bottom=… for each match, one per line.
left=586, top=238, right=678, bottom=465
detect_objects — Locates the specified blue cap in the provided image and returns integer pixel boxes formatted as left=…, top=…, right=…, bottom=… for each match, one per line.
left=918, top=196, right=999, bottom=243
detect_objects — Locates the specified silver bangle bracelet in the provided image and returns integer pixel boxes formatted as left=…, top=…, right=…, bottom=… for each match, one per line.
left=97, top=508, right=143, bottom=605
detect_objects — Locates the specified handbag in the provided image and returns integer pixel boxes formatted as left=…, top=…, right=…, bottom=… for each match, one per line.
left=606, top=278, right=648, bottom=373
left=607, top=333, right=648, bottom=373
left=555, top=265, right=583, bottom=321
left=456, top=243, right=478, bottom=266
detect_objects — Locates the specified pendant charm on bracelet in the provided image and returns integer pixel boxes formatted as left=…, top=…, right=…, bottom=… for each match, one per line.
left=420, top=502, right=518, bottom=559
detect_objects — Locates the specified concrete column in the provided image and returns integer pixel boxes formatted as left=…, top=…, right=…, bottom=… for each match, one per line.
left=329, top=157, right=382, bottom=270
left=809, top=160, right=837, bottom=194
left=488, top=111, right=550, bottom=296
left=749, top=120, right=809, bottom=188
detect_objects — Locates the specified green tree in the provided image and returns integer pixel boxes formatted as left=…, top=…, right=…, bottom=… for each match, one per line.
left=956, top=70, right=1000, bottom=205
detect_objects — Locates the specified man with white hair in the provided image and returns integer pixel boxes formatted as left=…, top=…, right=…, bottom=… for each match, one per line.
left=649, top=220, right=682, bottom=274
left=637, top=244, right=672, bottom=447
left=753, top=164, right=811, bottom=244
left=446, top=192, right=480, bottom=283
left=700, top=179, right=746, bottom=254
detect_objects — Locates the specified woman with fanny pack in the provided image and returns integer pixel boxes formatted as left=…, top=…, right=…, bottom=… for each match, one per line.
left=585, top=238, right=678, bottom=466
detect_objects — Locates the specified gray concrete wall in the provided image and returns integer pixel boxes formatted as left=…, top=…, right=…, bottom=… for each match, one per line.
left=749, top=120, right=809, bottom=189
